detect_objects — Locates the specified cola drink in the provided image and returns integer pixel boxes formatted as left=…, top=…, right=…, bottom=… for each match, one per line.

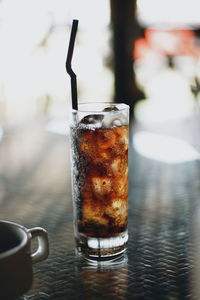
left=70, top=103, right=129, bottom=260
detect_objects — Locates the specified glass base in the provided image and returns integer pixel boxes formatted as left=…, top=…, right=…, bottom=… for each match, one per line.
left=75, top=230, right=128, bottom=261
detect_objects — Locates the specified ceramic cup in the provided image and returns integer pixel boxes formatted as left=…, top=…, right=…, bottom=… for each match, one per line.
left=0, top=220, right=49, bottom=300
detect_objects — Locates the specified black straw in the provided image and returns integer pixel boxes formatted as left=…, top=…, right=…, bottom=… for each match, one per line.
left=66, top=19, right=79, bottom=110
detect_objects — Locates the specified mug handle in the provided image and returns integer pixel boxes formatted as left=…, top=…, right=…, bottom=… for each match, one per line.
left=28, top=227, right=49, bottom=264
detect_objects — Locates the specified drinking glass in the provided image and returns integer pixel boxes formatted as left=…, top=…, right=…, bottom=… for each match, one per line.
left=70, top=103, right=129, bottom=261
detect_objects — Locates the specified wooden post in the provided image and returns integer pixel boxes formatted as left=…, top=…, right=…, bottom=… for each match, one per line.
left=110, top=0, right=144, bottom=118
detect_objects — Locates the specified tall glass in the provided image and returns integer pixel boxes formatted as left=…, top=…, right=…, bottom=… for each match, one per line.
left=70, top=103, right=129, bottom=261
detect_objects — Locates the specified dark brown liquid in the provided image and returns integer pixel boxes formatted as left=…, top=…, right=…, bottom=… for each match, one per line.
left=75, top=125, right=128, bottom=238
left=0, top=230, right=20, bottom=253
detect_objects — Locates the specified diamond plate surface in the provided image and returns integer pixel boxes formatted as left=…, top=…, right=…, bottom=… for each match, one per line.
left=28, top=148, right=198, bottom=299
left=1, top=122, right=199, bottom=299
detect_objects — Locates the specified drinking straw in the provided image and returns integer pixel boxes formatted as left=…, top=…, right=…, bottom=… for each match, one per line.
left=66, top=19, right=79, bottom=110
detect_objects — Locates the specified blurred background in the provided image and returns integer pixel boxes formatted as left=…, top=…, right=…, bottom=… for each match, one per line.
left=1, top=2, right=200, bottom=298
left=0, top=0, right=200, bottom=130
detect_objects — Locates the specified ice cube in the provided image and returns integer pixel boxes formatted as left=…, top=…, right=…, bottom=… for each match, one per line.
left=105, top=198, right=128, bottom=218
left=114, top=177, right=128, bottom=197
left=115, top=127, right=129, bottom=152
left=92, top=177, right=112, bottom=195
left=102, top=111, right=127, bottom=128
left=103, top=106, right=119, bottom=112
left=79, top=114, right=104, bottom=129
left=82, top=205, right=108, bottom=225
left=97, top=130, right=116, bottom=150
left=111, top=158, right=122, bottom=176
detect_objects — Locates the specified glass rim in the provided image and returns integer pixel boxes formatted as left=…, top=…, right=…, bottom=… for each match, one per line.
left=71, top=102, right=129, bottom=113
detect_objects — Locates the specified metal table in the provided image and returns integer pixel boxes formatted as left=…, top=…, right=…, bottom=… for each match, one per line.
left=0, top=118, right=199, bottom=299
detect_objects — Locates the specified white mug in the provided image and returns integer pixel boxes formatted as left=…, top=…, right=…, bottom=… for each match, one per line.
left=0, top=220, right=49, bottom=300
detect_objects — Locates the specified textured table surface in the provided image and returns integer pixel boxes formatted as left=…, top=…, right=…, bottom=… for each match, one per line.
left=0, top=117, right=200, bottom=300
